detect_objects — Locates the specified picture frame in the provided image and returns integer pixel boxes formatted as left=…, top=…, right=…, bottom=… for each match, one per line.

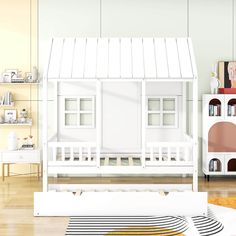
left=25, top=72, right=33, bottom=82
left=2, top=72, right=11, bottom=83
left=219, top=61, right=236, bottom=88
left=5, top=69, right=18, bottom=79
left=4, top=109, right=17, bottom=123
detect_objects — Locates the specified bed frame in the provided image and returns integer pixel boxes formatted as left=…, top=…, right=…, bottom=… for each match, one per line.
left=35, top=37, right=201, bottom=216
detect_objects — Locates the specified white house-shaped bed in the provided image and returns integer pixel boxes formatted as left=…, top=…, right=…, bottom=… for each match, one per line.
left=34, top=37, right=204, bottom=216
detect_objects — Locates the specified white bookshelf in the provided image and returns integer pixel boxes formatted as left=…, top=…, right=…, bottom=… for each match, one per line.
left=202, top=94, right=236, bottom=180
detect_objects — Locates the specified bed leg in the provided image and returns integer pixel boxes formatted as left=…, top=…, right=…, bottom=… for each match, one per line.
left=207, top=175, right=210, bottom=182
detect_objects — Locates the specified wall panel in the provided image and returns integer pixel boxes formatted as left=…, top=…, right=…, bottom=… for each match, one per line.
left=102, top=0, right=187, bottom=37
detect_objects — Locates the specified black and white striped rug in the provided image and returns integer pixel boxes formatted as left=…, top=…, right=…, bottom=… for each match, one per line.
left=65, top=212, right=224, bottom=235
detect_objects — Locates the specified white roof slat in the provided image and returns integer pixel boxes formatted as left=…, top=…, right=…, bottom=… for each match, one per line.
left=121, top=38, right=132, bottom=78
left=97, top=38, right=109, bottom=78
left=143, top=38, right=156, bottom=78
left=46, top=37, right=197, bottom=80
left=187, top=38, right=198, bottom=77
left=48, top=38, right=64, bottom=78
left=176, top=38, right=193, bottom=78
left=165, top=38, right=181, bottom=78
left=108, top=38, right=120, bottom=78
left=72, top=38, right=86, bottom=78
left=154, top=38, right=169, bottom=78
left=84, top=38, right=97, bottom=78
left=132, top=38, right=144, bottom=78
left=60, top=38, right=75, bottom=78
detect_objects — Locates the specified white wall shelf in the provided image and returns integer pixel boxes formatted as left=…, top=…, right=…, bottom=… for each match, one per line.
left=0, top=123, right=32, bottom=126
left=0, top=83, right=40, bottom=85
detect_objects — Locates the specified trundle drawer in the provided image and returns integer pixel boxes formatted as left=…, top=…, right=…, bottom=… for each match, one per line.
left=2, top=150, right=40, bottom=163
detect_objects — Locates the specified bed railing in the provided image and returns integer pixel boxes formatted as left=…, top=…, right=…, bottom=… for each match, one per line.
left=48, top=142, right=97, bottom=164
left=48, top=140, right=193, bottom=167
left=146, top=141, right=193, bottom=164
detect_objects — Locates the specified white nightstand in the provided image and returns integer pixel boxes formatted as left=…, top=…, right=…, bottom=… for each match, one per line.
left=0, top=149, right=41, bottom=181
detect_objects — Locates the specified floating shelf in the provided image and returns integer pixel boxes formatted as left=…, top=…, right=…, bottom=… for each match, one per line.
left=0, top=104, right=14, bottom=107
left=0, top=82, right=40, bottom=85
left=0, top=123, right=32, bottom=126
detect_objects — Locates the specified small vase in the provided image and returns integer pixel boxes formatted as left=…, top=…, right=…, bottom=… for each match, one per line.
left=210, top=77, right=220, bottom=94
left=7, top=132, right=18, bottom=151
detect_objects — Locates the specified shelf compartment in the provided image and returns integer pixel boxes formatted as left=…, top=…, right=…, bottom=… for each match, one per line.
left=209, top=158, right=222, bottom=172
left=227, top=98, right=236, bottom=116
left=227, top=158, right=236, bottom=172
left=208, top=98, right=221, bottom=117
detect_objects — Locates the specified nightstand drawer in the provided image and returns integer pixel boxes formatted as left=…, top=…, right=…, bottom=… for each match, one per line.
left=2, top=150, right=40, bottom=163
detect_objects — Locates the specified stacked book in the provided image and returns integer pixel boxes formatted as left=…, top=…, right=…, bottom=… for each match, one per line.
left=21, top=144, right=34, bottom=150
left=209, top=104, right=221, bottom=116
left=228, top=104, right=236, bottom=116
left=0, top=92, right=13, bottom=105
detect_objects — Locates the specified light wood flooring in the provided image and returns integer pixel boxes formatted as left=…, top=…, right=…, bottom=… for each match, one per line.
left=0, top=176, right=236, bottom=236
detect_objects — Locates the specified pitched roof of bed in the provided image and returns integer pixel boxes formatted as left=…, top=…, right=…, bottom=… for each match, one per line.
left=46, top=37, right=197, bottom=80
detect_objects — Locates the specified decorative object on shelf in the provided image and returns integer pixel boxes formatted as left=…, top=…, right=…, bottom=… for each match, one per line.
left=21, top=135, right=34, bottom=150
left=1, top=69, right=25, bottom=83
left=4, top=109, right=17, bottom=123
left=19, top=108, right=28, bottom=123
left=210, top=64, right=220, bottom=94
left=6, top=69, right=18, bottom=79
left=7, top=132, right=18, bottom=150
left=0, top=91, right=14, bottom=106
left=25, top=66, right=39, bottom=83
left=25, top=72, right=33, bottom=82
left=219, top=61, right=236, bottom=93
left=2, top=72, right=11, bottom=82
left=32, top=66, right=39, bottom=82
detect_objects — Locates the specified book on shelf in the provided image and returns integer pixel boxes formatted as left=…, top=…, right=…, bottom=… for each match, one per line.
left=227, top=104, right=236, bottom=116
left=209, top=104, right=221, bottom=116
left=213, top=160, right=218, bottom=171
left=209, top=159, right=219, bottom=172
left=0, top=92, right=13, bottom=106
left=21, top=144, right=34, bottom=150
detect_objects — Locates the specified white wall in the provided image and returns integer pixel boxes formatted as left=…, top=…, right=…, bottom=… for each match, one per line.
left=39, top=0, right=236, bottom=175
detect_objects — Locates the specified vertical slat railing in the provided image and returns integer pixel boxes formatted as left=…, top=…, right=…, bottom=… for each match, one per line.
left=62, top=147, right=65, bottom=161
left=79, top=147, right=83, bottom=161
left=52, top=147, right=56, bottom=161
left=70, top=147, right=73, bottom=161
left=87, top=147, right=91, bottom=161
left=150, top=147, right=154, bottom=162
left=159, top=147, right=162, bottom=162
left=167, top=146, right=171, bottom=161
left=184, top=146, right=189, bottom=162
left=176, top=146, right=180, bottom=162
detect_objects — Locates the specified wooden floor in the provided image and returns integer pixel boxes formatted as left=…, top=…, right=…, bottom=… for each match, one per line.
left=0, top=176, right=236, bottom=236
